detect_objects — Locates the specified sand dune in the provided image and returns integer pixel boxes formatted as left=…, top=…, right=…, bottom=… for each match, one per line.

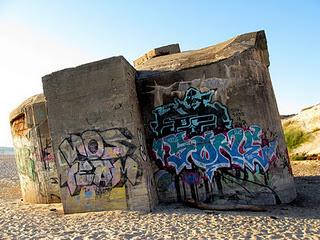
left=282, top=104, right=320, bottom=156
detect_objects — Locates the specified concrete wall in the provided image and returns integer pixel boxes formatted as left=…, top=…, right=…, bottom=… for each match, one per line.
left=42, top=56, right=157, bottom=214
left=9, top=94, right=60, bottom=203
left=135, top=31, right=296, bottom=205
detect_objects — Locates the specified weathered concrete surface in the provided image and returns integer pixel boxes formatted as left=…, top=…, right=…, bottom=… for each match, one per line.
left=134, top=43, right=180, bottom=68
left=135, top=32, right=268, bottom=72
left=136, top=30, right=296, bottom=205
left=9, top=94, right=60, bottom=203
left=42, top=56, right=157, bottom=213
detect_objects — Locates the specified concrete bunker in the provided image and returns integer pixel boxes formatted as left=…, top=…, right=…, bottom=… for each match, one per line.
left=10, top=30, right=296, bottom=213
left=9, top=94, right=60, bottom=203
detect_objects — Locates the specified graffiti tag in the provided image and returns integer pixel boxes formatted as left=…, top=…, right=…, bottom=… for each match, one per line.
left=58, top=128, right=142, bottom=196
left=153, top=125, right=277, bottom=180
left=150, top=87, right=232, bottom=137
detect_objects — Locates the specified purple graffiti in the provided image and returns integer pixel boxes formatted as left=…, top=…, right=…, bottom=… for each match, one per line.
left=152, top=125, right=278, bottom=181
left=58, top=128, right=142, bottom=196
left=182, top=172, right=201, bottom=185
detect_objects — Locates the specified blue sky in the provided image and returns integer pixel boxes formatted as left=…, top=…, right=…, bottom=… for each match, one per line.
left=0, top=0, right=319, bottom=146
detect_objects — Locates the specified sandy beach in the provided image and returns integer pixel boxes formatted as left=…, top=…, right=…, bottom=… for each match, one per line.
left=0, top=157, right=319, bottom=239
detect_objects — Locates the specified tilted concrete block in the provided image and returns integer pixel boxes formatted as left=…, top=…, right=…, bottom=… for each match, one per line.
left=134, top=43, right=180, bottom=68
left=42, top=56, right=157, bottom=214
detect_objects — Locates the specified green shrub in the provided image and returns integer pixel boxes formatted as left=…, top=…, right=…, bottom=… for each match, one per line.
left=291, top=154, right=307, bottom=161
left=284, top=128, right=310, bottom=151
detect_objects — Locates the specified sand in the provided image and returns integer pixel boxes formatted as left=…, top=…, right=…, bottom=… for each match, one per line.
left=0, top=157, right=319, bottom=239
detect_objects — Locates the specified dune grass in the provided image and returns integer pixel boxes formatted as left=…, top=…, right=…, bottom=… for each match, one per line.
left=284, top=127, right=311, bottom=151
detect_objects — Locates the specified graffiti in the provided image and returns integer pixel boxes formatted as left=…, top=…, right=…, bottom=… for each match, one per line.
left=11, top=116, right=37, bottom=181
left=40, top=138, right=55, bottom=170
left=181, top=172, right=201, bottom=185
left=147, top=75, right=230, bottom=106
left=50, top=177, right=59, bottom=184
left=154, top=170, right=176, bottom=193
left=149, top=87, right=281, bottom=203
left=58, top=128, right=142, bottom=197
left=138, top=128, right=147, bottom=161
left=153, top=125, right=277, bottom=180
left=230, top=108, right=247, bottom=127
left=13, top=136, right=37, bottom=181
left=149, top=87, right=232, bottom=138
left=11, top=112, right=61, bottom=203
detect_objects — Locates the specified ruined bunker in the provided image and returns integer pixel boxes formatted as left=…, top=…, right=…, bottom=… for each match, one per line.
left=135, top=30, right=296, bottom=205
left=11, top=30, right=296, bottom=213
left=9, top=94, right=60, bottom=203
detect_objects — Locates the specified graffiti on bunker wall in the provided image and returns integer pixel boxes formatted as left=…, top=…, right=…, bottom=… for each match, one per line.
left=58, top=128, right=142, bottom=197
left=12, top=116, right=57, bottom=179
left=13, top=136, right=37, bottom=181
left=11, top=113, right=61, bottom=203
left=153, top=125, right=278, bottom=180
left=150, top=87, right=233, bottom=138
left=12, top=116, right=37, bottom=181
left=40, top=138, right=55, bottom=170
left=39, top=136, right=60, bottom=201
left=138, top=128, right=147, bottom=161
left=150, top=87, right=281, bottom=203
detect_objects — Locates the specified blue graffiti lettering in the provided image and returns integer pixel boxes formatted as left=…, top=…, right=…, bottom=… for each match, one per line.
left=152, top=125, right=277, bottom=181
